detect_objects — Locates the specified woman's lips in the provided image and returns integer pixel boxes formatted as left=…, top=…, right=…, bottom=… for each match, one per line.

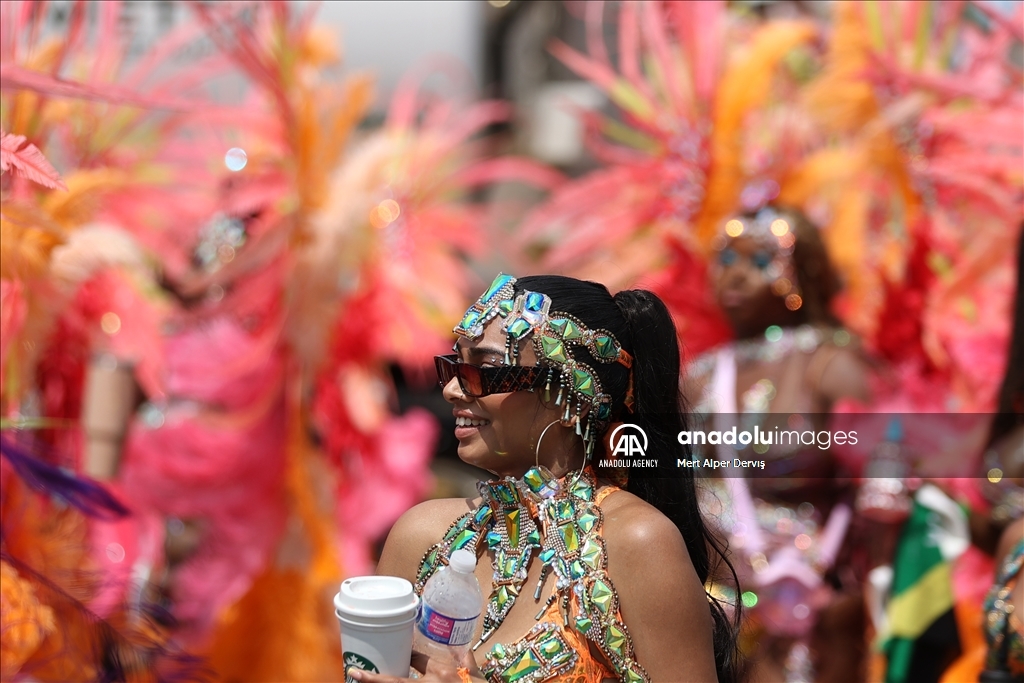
left=454, top=424, right=485, bottom=439
left=453, top=415, right=490, bottom=439
left=719, top=290, right=747, bottom=308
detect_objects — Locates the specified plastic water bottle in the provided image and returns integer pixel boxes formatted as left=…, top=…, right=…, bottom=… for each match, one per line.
left=414, top=549, right=482, bottom=665
left=856, top=418, right=913, bottom=523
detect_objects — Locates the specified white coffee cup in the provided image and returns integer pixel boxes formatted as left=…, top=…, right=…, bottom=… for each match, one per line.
left=335, top=576, right=419, bottom=680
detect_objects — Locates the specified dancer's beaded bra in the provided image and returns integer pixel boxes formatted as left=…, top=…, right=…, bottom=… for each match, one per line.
left=421, top=274, right=649, bottom=682
left=415, top=466, right=648, bottom=683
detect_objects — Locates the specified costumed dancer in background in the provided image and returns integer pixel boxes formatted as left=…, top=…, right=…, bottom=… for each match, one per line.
left=0, top=0, right=235, bottom=676
left=684, top=203, right=873, bottom=683
left=17, top=2, right=558, bottom=680
left=31, top=4, right=355, bottom=676
left=0, top=2, right=549, bottom=679
left=513, top=1, right=816, bottom=356
left=1, top=135, right=194, bottom=681
left=794, top=3, right=1022, bottom=682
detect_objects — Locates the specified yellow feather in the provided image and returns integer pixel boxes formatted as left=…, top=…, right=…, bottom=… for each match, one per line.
left=0, top=203, right=66, bottom=281
left=696, top=20, right=818, bottom=247
left=324, top=75, right=374, bottom=174
left=802, top=1, right=879, bottom=135
left=7, top=39, right=64, bottom=136
left=40, top=169, right=127, bottom=230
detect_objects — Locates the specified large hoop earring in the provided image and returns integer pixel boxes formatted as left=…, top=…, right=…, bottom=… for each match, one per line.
left=570, top=435, right=589, bottom=486
left=535, top=419, right=589, bottom=485
left=535, top=419, right=560, bottom=469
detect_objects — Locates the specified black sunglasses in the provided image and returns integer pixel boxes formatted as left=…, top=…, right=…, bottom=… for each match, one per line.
left=434, top=355, right=550, bottom=398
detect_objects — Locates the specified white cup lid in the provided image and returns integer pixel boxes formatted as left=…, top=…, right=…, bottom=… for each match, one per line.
left=334, top=576, right=418, bottom=618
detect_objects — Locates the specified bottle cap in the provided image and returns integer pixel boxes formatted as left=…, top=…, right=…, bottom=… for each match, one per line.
left=885, top=418, right=903, bottom=443
left=448, top=549, right=477, bottom=574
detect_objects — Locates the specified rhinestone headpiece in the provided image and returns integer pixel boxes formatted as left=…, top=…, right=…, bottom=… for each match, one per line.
left=712, top=206, right=804, bottom=311
left=193, top=213, right=246, bottom=273
left=454, top=274, right=633, bottom=456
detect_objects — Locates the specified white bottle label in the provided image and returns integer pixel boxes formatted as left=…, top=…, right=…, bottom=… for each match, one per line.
left=416, top=603, right=478, bottom=647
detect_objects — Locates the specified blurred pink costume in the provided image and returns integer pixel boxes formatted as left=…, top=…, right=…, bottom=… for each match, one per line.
left=119, top=314, right=288, bottom=649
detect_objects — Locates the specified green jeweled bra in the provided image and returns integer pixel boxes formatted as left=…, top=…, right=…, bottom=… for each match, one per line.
left=414, top=466, right=650, bottom=683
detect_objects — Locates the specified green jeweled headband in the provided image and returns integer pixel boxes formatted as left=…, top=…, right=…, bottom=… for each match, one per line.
left=454, top=274, right=634, bottom=456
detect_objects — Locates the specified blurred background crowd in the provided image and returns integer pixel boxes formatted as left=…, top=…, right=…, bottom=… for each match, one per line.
left=0, top=1, right=1021, bottom=682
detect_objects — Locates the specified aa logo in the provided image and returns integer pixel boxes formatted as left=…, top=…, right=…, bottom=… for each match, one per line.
left=609, top=423, right=648, bottom=458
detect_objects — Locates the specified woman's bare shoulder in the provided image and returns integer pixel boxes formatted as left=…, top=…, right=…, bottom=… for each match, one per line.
left=596, top=487, right=719, bottom=679
left=376, top=497, right=478, bottom=582
left=598, top=488, right=689, bottom=557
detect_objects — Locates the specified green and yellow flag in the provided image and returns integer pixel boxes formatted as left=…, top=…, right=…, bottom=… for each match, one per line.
left=882, top=484, right=970, bottom=683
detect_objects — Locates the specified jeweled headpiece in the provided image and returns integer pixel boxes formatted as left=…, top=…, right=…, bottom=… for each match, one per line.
left=454, top=274, right=633, bottom=457
left=712, top=205, right=804, bottom=311
left=194, top=213, right=246, bottom=273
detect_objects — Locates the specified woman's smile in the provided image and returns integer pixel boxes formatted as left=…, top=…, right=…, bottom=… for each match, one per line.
left=453, top=410, right=492, bottom=438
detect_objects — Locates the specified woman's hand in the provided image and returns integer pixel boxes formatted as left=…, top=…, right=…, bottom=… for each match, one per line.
left=347, top=651, right=486, bottom=683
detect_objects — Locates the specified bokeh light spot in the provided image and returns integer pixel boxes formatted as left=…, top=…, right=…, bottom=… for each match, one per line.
left=771, top=277, right=792, bottom=295
left=101, top=312, right=121, bottom=335
left=770, top=219, right=790, bottom=236
left=225, top=147, right=248, bottom=172
left=725, top=219, right=744, bottom=237
left=370, top=199, right=401, bottom=229
left=106, top=543, right=125, bottom=563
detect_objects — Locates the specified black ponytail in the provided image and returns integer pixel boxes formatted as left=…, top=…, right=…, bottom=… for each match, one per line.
left=613, top=290, right=740, bottom=683
left=514, top=276, right=741, bottom=683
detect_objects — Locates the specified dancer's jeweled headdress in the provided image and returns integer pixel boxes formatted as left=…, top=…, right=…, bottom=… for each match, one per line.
left=454, top=274, right=633, bottom=457
left=712, top=205, right=804, bottom=311
left=194, top=213, right=247, bottom=273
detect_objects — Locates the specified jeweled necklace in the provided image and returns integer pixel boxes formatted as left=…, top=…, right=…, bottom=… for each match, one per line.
left=732, top=324, right=822, bottom=366
left=414, top=466, right=592, bottom=647
left=476, top=477, right=542, bottom=644
left=414, top=466, right=650, bottom=683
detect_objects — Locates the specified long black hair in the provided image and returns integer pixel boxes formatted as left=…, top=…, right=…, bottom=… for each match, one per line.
left=514, top=275, right=741, bottom=683
left=989, top=226, right=1024, bottom=449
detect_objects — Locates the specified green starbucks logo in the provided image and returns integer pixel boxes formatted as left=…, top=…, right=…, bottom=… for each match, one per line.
left=344, top=652, right=379, bottom=682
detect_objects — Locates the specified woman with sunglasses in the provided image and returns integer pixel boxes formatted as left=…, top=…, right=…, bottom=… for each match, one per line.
left=686, top=205, right=874, bottom=682
left=354, top=274, right=738, bottom=683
